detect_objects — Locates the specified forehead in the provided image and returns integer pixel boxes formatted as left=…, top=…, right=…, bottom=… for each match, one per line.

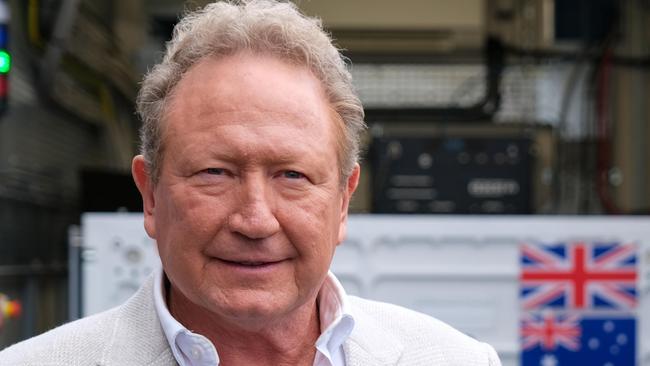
left=160, top=52, right=341, bottom=161
left=174, top=54, right=324, bottom=115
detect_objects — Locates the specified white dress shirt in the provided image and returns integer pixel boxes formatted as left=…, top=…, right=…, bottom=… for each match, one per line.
left=153, top=268, right=355, bottom=366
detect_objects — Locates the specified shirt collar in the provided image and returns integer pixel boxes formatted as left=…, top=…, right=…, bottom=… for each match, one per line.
left=153, top=267, right=219, bottom=366
left=315, top=272, right=355, bottom=362
left=153, top=268, right=355, bottom=366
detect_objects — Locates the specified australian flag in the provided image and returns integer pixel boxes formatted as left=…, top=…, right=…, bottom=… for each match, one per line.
left=520, top=242, right=637, bottom=310
left=521, top=312, right=635, bottom=366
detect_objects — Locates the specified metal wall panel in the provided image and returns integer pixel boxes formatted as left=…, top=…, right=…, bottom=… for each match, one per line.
left=77, top=213, right=650, bottom=366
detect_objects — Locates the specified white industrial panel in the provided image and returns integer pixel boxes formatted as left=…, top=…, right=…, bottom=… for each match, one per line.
left=81, top=213, right=160, bottom=316
left=340, top=215, right=650, bottom=366
left=79, top=213, right=650, bottom=366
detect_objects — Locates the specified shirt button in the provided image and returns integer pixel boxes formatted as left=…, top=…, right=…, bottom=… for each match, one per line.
left=191, top=346, right=203, bottom=360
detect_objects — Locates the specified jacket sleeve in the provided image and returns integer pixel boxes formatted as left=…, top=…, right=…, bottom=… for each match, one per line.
left=483, top=342, right=502, bottom=366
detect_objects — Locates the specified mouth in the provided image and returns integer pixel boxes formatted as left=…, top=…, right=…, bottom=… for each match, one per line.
left=217, top=258, right=286, bottom=268
left=232, top=261, right=267, bottom=266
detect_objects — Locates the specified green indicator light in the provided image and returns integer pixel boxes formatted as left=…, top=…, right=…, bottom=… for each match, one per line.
left=0, top=50, right=10, bottom=74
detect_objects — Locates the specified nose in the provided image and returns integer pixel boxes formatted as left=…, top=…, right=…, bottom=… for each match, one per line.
left=227, top=176, right=280, bottom=239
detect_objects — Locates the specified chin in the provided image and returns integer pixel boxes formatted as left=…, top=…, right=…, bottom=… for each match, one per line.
left=219, top=290, right=312, bottom=327
left=211, top=289, right=289, bottom=316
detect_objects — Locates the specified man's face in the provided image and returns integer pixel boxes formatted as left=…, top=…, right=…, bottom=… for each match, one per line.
left=132, top=52, right=359, bottom=325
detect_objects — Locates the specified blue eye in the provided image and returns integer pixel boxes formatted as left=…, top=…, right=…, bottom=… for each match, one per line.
left=205, top=168, right=225, bottom=175
left=283, top=171, right=304, bottom=179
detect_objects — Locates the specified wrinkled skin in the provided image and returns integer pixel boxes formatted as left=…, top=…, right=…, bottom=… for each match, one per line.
left=132, top=52, right=360, bottom=342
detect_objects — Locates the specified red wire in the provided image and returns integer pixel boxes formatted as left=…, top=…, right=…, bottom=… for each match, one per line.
left=595, top=46, right=620, bottom=214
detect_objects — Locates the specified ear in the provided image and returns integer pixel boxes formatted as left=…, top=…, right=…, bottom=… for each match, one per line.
left=337, top=163, right=360, bottom=244
left=132, top=155, right=157, bottom=239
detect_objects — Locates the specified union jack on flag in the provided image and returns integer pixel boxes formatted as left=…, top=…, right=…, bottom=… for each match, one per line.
left=521, top=313, right=636, bottom=366
left=520, top=242, right=637, bottom=310
left=521, top=312, right=581, bottom=351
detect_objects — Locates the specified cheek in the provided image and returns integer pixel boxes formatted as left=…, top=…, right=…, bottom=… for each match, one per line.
left=280, top=191, right=342, bottom=257
left=154, top=185, right=232, bottom=248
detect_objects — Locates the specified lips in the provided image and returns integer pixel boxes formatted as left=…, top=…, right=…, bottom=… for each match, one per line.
left=218, top=258, right=285, bottom=267
left=237, top=261, right=266, bottom=266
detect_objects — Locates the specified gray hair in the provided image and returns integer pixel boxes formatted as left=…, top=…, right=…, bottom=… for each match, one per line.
left=136, top=0, right=365, bottom=185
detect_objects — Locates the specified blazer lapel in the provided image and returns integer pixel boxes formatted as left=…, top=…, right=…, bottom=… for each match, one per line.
left=100, top=274, right=177, bottom=366
left=343, top=303, right=404, bottom=366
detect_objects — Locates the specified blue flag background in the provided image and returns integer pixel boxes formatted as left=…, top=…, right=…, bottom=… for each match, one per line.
left=522, top=315, right=635, bottom=366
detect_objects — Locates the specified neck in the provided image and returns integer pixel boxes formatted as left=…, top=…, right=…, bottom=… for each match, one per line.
left=169, top=286, right=321, bottom=366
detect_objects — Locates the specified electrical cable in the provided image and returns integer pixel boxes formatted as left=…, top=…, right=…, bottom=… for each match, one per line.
left=551, top=3, right=624, bottom=213
left=594, top=45, right=621, bottom=214
left=504, top=44, right=650, bottom=70
left=365, top=36, right=505, bottom=123
left=551, top=49, right=591, bottom=212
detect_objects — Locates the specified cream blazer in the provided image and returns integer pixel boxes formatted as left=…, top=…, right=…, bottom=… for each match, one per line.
left=0, top=275, right=500, bottom=366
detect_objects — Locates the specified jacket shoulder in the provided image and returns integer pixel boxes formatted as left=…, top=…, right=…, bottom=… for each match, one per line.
left=348, top=296, right=501, bottom=366
left=0, top=307, right=121, bottom=366
left=0, top=274, right=170, bottom=366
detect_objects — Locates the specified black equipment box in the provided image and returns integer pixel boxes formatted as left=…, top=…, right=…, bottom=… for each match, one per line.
left=371, top=136, right=533, bottom=214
